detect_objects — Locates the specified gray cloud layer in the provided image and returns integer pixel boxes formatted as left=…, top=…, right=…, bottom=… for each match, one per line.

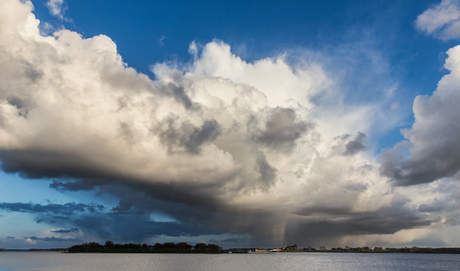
left=0, top=202, right=103, bottom=216
left=50, top=228, right=79, bottom=233
left=27, top=236, right=80, bottom=242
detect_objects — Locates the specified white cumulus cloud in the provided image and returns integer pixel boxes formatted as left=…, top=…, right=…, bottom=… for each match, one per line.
left=382, top=45, right=460, bottom=186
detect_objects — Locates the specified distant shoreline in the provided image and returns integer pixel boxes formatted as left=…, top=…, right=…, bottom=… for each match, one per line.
left=2, top=250, right=460, bottom=254
left=0, top=251, right=69, bottom=253
left=2, top=245, right=460, bottom=254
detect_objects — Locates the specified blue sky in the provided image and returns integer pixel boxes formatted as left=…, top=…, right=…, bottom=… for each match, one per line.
left=32, top=0, right=450, bottom=94
left=1, top=0, right=460, bottom=249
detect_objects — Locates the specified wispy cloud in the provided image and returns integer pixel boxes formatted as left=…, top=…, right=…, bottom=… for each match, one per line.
left=46, top=0, right=67, bottom=20
left=0, top=202, right=104, bottom=216
left=415, top=0, right=460, bottom=40
left=159, top=35, right=166, bottom=47
left=26, top=236, right=80, bottom=242
left=50, top=228, right=79, bottom=233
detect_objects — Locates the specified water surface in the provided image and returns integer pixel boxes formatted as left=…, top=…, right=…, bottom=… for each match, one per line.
left=1, top=252, right=459, bottom=271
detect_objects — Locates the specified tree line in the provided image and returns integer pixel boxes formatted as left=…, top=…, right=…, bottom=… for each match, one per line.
left=68, top=241, right=222, bottom=253
left=68, top=242, right=460, bottom=254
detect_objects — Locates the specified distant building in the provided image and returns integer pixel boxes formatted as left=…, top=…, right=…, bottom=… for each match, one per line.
left=285, top=244, right=297, bottom=250
left=254, top=243, right=298, bottom=253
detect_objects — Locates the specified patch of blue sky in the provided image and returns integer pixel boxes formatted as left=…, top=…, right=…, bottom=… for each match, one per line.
left=30, top=1, right=442, bottom=72
left=149, top=212, right=177, bottom=223
left=32, top=1, right=452, bottom=95
left=0, top=172, right=69, bottom=204
left=0, top=172, right=119, bottom=240
left=0, top=212, right=50, bottom=237
left=0, top=171, right=110, bottom=207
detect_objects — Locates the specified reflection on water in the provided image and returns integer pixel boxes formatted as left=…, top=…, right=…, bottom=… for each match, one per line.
left=1, top=252, right=460, bottom=271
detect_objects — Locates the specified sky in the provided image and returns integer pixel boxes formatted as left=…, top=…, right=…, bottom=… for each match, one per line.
left=1, top=0, right=460, bottom=249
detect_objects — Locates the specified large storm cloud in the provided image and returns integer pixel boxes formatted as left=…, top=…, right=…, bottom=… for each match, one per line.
left=0, top=0, right=458, bottom=248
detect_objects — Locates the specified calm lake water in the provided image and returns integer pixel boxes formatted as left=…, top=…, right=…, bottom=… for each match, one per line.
left=1, top=252, right=460, bottom=271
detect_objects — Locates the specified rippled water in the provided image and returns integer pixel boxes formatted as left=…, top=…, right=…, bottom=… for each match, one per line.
left=1, top=252, right=460, bottom=271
